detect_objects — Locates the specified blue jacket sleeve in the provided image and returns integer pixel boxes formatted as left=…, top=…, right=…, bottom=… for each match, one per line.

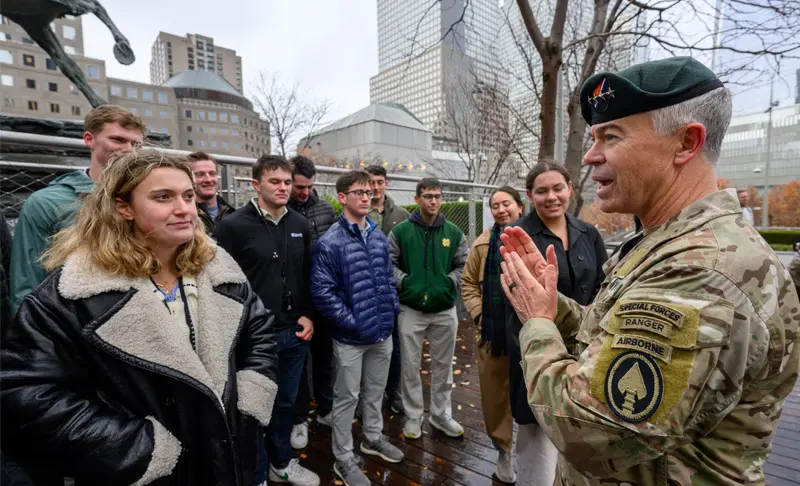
left=311, top=240, right=358, bottom=333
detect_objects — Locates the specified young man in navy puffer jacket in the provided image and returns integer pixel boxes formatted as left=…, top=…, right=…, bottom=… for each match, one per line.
left=311, top=170, right=404, bottom=486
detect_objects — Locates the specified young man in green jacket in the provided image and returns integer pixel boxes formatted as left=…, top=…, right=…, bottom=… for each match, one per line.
left=9, top=105, right=146, bottom=314
left=388, top=177, right=469, bottom=440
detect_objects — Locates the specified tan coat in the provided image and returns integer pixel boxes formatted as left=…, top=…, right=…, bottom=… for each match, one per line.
left=461, top=229, right=491, bottom=322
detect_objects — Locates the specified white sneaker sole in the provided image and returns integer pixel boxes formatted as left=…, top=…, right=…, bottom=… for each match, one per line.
left=268, top=471, right=320, bottom=486
left=429, top=418, right=464, bottom=438
left=359, top=442, right=404, bottom=464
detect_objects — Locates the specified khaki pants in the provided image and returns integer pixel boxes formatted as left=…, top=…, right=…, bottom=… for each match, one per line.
left=477, top=341, right=514, bottom=453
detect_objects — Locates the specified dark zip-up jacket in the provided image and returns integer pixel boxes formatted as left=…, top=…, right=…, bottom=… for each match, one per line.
left=198, top=195, right=236, bottom=235
left=214, top=202, right=316, bottom=331
left=388, top=210, right=468, bottom=313
left=287, top=190, right=336, bottom=245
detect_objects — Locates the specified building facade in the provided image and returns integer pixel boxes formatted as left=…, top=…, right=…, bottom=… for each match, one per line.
left=150, top=32, right=243, bottom=94
left=718, top=103, right=800, bottom=189
left=0, top=14, right=106, bottom=121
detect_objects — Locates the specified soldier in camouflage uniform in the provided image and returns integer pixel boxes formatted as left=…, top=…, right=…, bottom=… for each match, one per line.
left=498, top=57, right=800, bottom=485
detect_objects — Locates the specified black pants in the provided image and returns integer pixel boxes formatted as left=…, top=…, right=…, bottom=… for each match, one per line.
left=293, top=324, right=334, bottom=423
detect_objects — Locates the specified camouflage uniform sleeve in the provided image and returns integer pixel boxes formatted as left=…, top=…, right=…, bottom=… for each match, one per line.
left=519, top=262, right=785, bottom=479
left=554, top=293, right=588, bottom=351
left=789, top=254, right=800, bottom=296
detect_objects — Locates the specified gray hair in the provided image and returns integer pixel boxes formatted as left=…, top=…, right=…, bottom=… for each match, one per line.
left=650, top=87, right=732, bottom=165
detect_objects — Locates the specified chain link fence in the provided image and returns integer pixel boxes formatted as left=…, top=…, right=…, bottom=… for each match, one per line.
left=1, top=137, right=514, bottom=242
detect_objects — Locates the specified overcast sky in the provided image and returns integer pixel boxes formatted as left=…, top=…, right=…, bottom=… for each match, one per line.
left=82, top=0, right=379, bottom=123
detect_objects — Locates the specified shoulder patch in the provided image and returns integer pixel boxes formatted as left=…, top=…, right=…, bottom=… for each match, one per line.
left=605, top=351, right=663, bottom=423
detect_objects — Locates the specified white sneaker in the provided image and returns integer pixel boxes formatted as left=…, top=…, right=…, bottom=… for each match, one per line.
left=429, top=414, right=464, bottom=438
left=316, top=412, right=332, bottom=427
left=493, top=449, right=516, bottom=483
left=403, top=417, right=422, bottom=440
left=269, top=458, right=320, bottom=485
left=290, top=422, right=309, bottom=449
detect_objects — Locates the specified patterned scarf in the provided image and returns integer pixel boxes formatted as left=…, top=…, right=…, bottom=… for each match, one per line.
left=481, top=224, right=507, bottom=356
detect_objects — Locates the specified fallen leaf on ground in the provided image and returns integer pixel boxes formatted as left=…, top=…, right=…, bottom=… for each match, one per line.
left=465, top=364, right=471, bottom=368
left=334, top=481, right=344, bottom=485
left=470, top=404, right=476, bottom=408
left=457, top=404, right=462, bottom=410
left=421, top=370, right=429, bottom=375
left=461, top=345, right=467, bottom=350
left=453, top=369, right=462, bottom=375
left=299, top=453, right=308, bottom=459
left=461, top=381, right=470, bottom=386
left=424, top=353, right=430, bottom=358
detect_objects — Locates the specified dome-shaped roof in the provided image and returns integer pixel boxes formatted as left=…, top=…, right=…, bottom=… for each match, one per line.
left=163, top=70, right=241, bottom=96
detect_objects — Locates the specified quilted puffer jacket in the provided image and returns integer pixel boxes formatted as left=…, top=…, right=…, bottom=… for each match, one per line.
left=311, top=216, right=399, bottom=345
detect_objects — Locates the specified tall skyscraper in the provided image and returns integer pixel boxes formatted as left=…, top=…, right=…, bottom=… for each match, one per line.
left=150, top=32, right=243, bottom=93
left=369, top=0, right=505, bottom=159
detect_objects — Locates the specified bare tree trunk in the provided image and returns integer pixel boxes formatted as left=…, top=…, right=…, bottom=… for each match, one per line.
left=539, top=57, right=561, bottom=161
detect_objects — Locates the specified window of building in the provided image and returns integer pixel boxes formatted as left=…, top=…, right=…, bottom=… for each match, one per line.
left=28, top=100, right=38, bottom=111
left=199, top=127, right=204, bottom=133
left=88, top=66, right=100, bottom=79
left=187, top=140, right=193, bottom=146
left=0, top=74, right=12, bottom=86
left=220, top=113, right=228, bottom=122
left=197, top=111, right=205, bottom=120
left=50, top=103, right=60, bottom=113
left=199, top=140, right=206, bottom=147
left=210, top=141, right=217, bottom=148
left=158, top=92, right=168, bottom=104
left=185, top=109, right=192, bottom=118
left=232, top=130, right=238, bottom=136
left=208, top=112, right=216, bottom=121
left=233, top=143, right=239, bottom=149
left=49, top=82, right=57, bottom=92
left=3, top=33, right=9, bottom=40
left=46, top=58, right=57, bottom=70
left=160, top=111, right=168, bottom=119
left=127, top=87, right=137, bottom=98
left=25, top=79, right=35, bottom=89
left=62, top=25, right=76, bottom=40
left=145, top=109, right=152, bottom=117
left=4, top=97, right=14, bottom=108
left=143, top=90, right=153, bottom=101
left=23, top=54, right=34, bottom=66
left=22, top=37, right=34, bottom=45
left=210, top=128, right=216, bottom=134
left=231, top=115, right=239, bottom=123
left=110, top=84, right=122, bottom=96
left=221, top=129, right=228, bottom=135
left=223, top=142, right=229, bottom=149
left=129, top=107, right=137, bottom=113
left=186, top=126, right=192, bottom=132
left=64, top=45, right=76, bottom=55
left=71, top=106, right=81, bottom=116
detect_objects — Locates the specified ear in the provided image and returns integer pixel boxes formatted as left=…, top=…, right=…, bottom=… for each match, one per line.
left=414, top=194, right=420, bottom=205
left=675, top=122, right=706, bottom=166
left=337, top=192, right=347, bottom=205
left=115, top=197, right=134, bottom=221
left=251, top=179, right=259, bottom=192
left=83, top=131, right=94, bottom=150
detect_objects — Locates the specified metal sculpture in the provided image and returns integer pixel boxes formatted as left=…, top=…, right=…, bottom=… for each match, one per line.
left=1, top=0, right=134, bottom=107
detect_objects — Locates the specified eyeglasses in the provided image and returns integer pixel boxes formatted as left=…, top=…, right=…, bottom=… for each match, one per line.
left=345, top=189, right=373, bottom=198
left=420, top=194, right=442, bottom=201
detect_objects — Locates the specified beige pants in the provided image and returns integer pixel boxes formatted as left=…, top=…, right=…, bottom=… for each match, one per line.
left=476, top=341, right=514, bottom=453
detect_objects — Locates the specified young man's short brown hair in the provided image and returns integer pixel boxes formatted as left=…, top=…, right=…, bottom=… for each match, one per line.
left=84, top=104, right=147, bottom=136
left=336, top=170, right=372, bottom=194
left=187, top=151, right=216, bottom=165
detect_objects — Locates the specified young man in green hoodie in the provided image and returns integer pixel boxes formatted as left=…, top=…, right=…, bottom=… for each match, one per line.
left=388, top=177, right=469, bottom=440
left=9, top=105, right=146, bottom=314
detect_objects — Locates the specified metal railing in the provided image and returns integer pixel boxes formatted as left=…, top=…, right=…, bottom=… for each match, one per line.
left=1, top=130, right=525, bottom=242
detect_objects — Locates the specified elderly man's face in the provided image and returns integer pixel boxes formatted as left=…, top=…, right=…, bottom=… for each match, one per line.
left=584, top=112, right=678, bottom=216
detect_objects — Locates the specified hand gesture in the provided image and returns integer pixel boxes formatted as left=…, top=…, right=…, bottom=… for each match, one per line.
left=500, top=244, right=559, bottom=323
left=296, top=316, right=314, bottom=341
left=500, top=227, right=548, bottom=285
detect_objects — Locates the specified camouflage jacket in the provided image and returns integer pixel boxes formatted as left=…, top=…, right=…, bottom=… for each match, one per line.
left=789, top=254, right=800, bottom=297
left=519, top=189, right=800, bottom=485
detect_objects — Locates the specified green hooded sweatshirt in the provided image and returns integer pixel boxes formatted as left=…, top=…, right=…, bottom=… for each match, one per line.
left=388, top=210, right=469, bottom=313
left=10, top=169, right=94, bottom=314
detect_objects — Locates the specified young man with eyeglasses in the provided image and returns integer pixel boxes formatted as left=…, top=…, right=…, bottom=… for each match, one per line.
left=215, top=155, right=319, bottom=486
left=388, top=178, right=469, bottom=440
left=311, top=171, right=404, bottom=486
left=287, top=155, right=337, bottom=449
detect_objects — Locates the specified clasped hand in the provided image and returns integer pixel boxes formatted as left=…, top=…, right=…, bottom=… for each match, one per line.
left=499, top=227, right=559, bottom=323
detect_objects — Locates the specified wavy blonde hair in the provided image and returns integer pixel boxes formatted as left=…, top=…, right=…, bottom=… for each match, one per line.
left=43, top=149, right=216, bottom=277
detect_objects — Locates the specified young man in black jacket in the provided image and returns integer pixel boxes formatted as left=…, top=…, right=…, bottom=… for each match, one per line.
left=215, top=155, right=319, bottom=486
left=287, top=156, right=336, bottom=449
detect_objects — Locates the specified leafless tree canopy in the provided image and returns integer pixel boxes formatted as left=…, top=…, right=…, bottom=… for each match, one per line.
left=250, top=72, right=332, bottom=157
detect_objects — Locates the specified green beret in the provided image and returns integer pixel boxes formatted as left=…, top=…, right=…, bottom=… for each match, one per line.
left=580, top=57, right=724, bottom=126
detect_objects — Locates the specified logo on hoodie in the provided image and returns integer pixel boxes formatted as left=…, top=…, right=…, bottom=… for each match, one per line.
left=442, top=238, right=451, bottom=248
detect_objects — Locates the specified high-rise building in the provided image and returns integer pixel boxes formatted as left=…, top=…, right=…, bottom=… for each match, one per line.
left=150, top=32, right=243, bottom=93
left=369, top=0, right=506, bottom=175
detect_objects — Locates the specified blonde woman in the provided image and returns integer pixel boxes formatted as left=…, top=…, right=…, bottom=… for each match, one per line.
left=0, top=150, right=279, bottom=485
left=461, top=186, right=524, bottom=484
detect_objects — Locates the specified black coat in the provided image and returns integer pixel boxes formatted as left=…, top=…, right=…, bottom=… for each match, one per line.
left=0, top=247, right=280, bottom=486
left=287, top=190, right=336, bottom=246
left=506, top=211, right=608, bottom=424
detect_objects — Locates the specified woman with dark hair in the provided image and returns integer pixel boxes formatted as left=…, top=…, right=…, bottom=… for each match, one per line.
left=507, top=162, right=608, bottom=485
left=1, top=149, right=279, bottom=485
left=461, top=185, right=524, bottom=484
